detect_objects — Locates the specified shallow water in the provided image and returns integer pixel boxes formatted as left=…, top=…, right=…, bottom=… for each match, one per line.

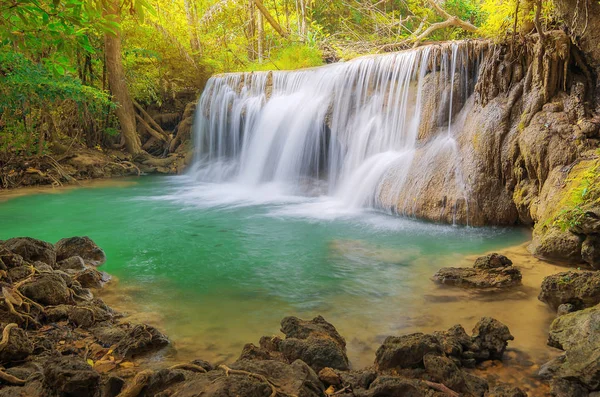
left=0, top=177, right=561, bottom=391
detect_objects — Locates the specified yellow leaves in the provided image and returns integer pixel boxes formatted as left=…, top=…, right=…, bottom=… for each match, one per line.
left=86, top=358, right=94, bottom=366
left=119, top=361, right=135, bottom=369
left=325, top=385, right=335, bottom=395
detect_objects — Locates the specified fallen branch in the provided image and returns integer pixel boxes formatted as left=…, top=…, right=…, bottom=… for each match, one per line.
left=411, top=0, right=478, bottom=47
left=132, top=101, right=169, bottom=140
left=169, top=363, right=207, bottom=373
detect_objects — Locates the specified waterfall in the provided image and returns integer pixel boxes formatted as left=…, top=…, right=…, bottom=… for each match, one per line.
left=190, top=41, right=488, bottom=224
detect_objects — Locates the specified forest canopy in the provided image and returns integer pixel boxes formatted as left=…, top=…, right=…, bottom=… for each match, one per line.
left=0, top=0, right=556, bottom=158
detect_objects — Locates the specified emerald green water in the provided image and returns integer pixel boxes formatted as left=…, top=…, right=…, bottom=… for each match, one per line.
left=0, top=176, right=533, bottom=366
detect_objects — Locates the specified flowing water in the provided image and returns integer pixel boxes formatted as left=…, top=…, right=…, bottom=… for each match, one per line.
left=0, top=41, right=565, bottom=393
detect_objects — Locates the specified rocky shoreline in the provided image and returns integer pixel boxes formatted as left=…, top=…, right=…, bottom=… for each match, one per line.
left=0, top=238, right=598, bottom=396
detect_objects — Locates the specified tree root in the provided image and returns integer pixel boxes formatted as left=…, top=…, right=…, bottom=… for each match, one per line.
left=169, top=363, right=207, bottom=373
left=0, top=324, right=18, bottom=352
left=423, top=380, right=460, bottom=397
left=117, top=370, right=154, bottom=397
left=218, top=365, right=278, bottom=397
left=0, top=368, right=25, bottom=385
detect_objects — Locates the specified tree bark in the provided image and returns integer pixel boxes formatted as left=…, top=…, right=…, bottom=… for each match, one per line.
left=257, top=10, right=264, bottom=63
left=247, top=0, right=256, bottom=60
left=104, top=0, right=143, bottom=156
left=184, top=0, right=201, bottom=52
left=253, top=0, right=288, bottom=37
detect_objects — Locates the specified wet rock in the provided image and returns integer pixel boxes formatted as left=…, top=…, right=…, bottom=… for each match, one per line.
left=473, top=253, right=513, bottom=269
left=92, top=326, right=127, bottom=347
left=18, top=273, right=71, bottom=306
left=2, top=237, right=56, bottom=266
left=582, top=235, right=600, bottom=269
left=423, top=353, right=466, bottom=391
left=74, top=268, right=105, bottom=289
left=238, top=343, right=274, bottom=361
left=318, top=367, right=342, bottom=386
left=7, top=265, right=33, bottom=282
left=56, top=256, right=86, bottom=272
left=43, top=356, right=100, bottom=397
left=55, top=237, right=106, bottom=266
left=0, top=324, right=33, bottom=363
left=471, top=317, right=514, bottom=360
left=33, top=261, right=53, bottom=272
left=557, top=303, right=577, bottom=316
left=545, top=304, right=600, bottom=391
left=570, top=206, right=600, bottom=235
left=278, top=316, right=349, bottom=372
left=102, top=376, right=125, bottom=397
left=375, top=333, right=442, bottom=370
left=432, top=254, right=521, bottom=289
left=530, top=227, right=584, bottom=264
left=114, top=324, right=169, bottom=358
left=190, top=359, right=214, bottom=372
left=539, top=271, right=600, bottom=311
left=550, top=378, right=590, bottom=397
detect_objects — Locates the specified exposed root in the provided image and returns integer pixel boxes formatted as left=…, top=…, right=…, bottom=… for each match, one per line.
left=218, top=365, right=278, bottom=397
left=0, top=324, right=18, bottom=352
left=0, top=368, right=26, bottom=385
left=423, top=380, right=460, bottom=397
left=169, top=363, right=207, bottom=373
left=117, top=370, right=154, bottom=397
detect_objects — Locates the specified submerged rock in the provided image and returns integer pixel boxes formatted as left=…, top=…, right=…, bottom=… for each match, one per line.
left=2, top=237, right=56, bottom=266
left=538, top=271, right=600, bottom=311
left=432, top=253, right=521, bottom=289
left=55, top=236, right=106, bottom=266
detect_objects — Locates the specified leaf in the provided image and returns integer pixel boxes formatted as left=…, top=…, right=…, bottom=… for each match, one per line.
left=119, top=361, right=135, bottom=369
left=86, top=359, right=94, bottom=366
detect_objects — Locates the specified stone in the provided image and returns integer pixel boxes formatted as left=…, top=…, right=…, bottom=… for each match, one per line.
left=487, top=384, right=528, bottom=397
left=280, top=315, right=346, bottom=348
left=539, top=271, right=600, bottom=311
left=557, top=303, right=577, bottom=316
left=363, top=376, right=425, bottom=397
left=114, top=324, right=169, bottom=358
left=318, top=367, right=342, bottom=386
left=432, top=266, right=522, bottom=289
left=0, top=325, right=33, bottom=364
left=545, top=304, right=600, bottom=391
left=530, top=227, right=584, bottom=264
left=582, top=235, right=600, bottom=269
left=375, top=333, right=442, bottom=370
left=2, top=237, right=56, bottom=266
left=74, top=268, right=105, bottom=289
left=473, top=253, right=513, bottom=269
left=56, top=256, right=86, bottom=272
left=18, top=273, right=71, bottom=306
left=471, top=317, right=514, bottom=360
left=423, top=353, right=466, bottom=391
left=0, top=248, right=24, bottom=269
left=55, top=236, right=106, bottom=266
left=43, top=356, right=100, bottom=397
left=570, top=206, right=600, bottom=235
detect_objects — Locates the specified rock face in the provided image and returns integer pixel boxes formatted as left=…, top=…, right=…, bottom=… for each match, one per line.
left=18, top=273, right=71, bottom=306
left=432, top=253, right=522, bottom=289
left=541, top=303, right=600, bottom=393
left=55, top=236, right=107, bottom=266
left=538, top=271, right=600, bottom=311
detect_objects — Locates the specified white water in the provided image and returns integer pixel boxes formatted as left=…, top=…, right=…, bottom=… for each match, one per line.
left=190, top=41, right=485, bottom=222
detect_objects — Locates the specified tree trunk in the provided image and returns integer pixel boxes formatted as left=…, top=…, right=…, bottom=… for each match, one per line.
left=184, top=0, right=201, bottom=52
left=247, top=0, right=256, bottom=60
left=253, top=0, right=288, bottom=37
left=257, top=10, right=264, bottom=63
left=104, top=0, right=143, bottom=156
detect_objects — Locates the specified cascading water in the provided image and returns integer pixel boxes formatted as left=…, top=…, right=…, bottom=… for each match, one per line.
left=190, top=41, right=488, bottom=224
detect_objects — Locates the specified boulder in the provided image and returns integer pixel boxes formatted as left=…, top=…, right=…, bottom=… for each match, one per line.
left=0, top=248, right=25, bottom=269
left=2, top=237, right=56, bottom=266
left=432, top=254, right=521, bottom=289
left=544, top=304, right=600, bottom=391
left=74, top=268, right=106, bottom=289
left=55, top=256, right=86, bottom=272
left=43, top=356, right=100, bottom=397
left=570, top=206, right=600, bottom=235
left=114, top=324, right=169, bottom=358
left=318, top=367, right=342, bottom=386
left=375, top=333, right=442, bottom=370
left=538, top=271, right=600, bottom=311
left=582, top=235, right=600, bottom=269
left=530, top=227, right=584, bottom=264
left=55, top=237, right=106, bottom=266
left=0, top=324, right=33, bottom=364
left=487, top=385, right=528, bottom=397
left=361, top=376, right=426, bottom=397
left=471, top=317, right=514, bottom=360
left=18, top=273, right=71, bottom=306
left=473, top=253, right=513, bottom=269
left=277, top=316, right=349, bottom=372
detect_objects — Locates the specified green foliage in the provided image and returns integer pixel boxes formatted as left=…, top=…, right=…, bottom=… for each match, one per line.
left=247, top=44, right=324, bottom=71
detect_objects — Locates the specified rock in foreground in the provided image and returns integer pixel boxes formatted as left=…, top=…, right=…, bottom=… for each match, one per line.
left=432, top=253, right=522, bottom=289
left=538, top=271, right=600, bottom=311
